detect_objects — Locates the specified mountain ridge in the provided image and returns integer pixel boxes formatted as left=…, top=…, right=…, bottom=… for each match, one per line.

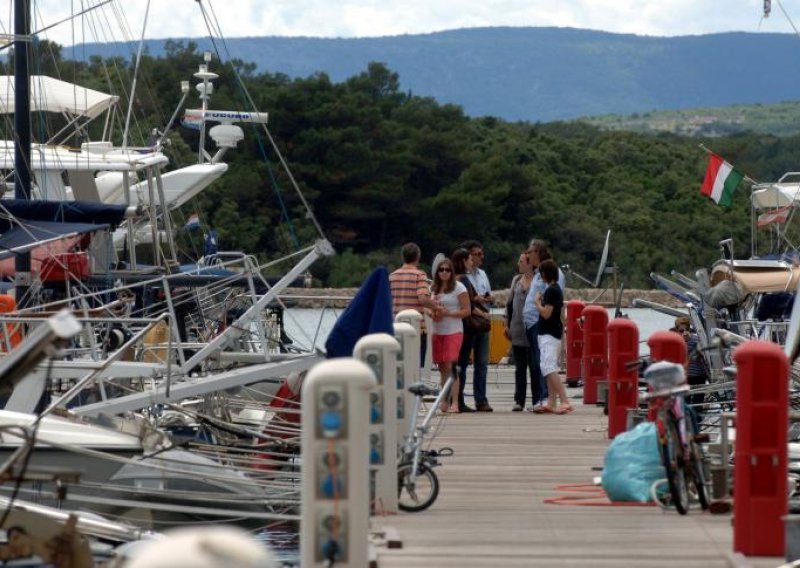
left=74, top=27, right=800, bottom=123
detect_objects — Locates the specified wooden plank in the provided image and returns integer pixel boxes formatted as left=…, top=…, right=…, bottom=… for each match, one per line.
left=374, top=367, right=783, bottom=567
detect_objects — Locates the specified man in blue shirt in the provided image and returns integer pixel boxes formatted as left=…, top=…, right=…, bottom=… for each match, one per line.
left=458, top=240, right=495, bottom=412
left=522, top=239, right=565, bottom=411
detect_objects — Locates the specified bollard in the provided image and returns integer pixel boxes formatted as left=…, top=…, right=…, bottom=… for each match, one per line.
left=300, top=359, right=377, bottom=568
left=393, top=322, right=418, bottom=451
left=354, top=333, right=401, bottom=515
left=396, top=309, right=423, bottom=367
left=607, top=318, right=639, bottom=439
left=646, top=331, right=687, bottom=421
left=582, top=305, right=608, bottom=404
left=565, top=300, right=586, bottom=388
left=733, top=341, right=788, bottom=557
left=396, top=309, right=423, bottom=334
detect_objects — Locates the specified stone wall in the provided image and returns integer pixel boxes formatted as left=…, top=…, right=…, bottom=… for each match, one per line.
left=281, top=287, right=683, bottom=309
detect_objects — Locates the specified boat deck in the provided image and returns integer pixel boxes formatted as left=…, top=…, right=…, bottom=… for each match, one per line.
left=373, top=366, right=784, bottom=568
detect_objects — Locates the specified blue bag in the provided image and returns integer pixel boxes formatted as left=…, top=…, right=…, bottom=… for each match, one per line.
left=601, top=422, right=665, bottom=502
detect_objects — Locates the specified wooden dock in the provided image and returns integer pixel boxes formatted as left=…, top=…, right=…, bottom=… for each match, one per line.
left=373, top=367, right=785, bottom=568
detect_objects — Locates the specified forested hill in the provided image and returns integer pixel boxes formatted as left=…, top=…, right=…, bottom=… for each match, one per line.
left=77, top=27, right=800, bottom=122
left=15, top=43, right=800, bottom=289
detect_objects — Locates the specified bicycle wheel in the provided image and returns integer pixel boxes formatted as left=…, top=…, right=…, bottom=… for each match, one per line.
left=689, top=441, right=709, bottom=510
left=685, top=406, right=710, bottom=510
left=397, top=462, right=440, bottom=512
left=660, top=417, right=689, bottom=515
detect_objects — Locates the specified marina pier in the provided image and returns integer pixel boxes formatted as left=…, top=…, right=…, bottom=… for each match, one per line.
left=373, top=368, right=783, bottom=568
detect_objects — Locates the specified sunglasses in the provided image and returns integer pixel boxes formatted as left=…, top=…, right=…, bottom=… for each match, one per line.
left=437, top=267, right=452, bottom=273
left=470, top=251, right=484, bottom=257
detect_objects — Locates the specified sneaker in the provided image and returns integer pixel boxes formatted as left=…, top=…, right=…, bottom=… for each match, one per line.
left=458, top=404, right=476, bottom=413
left=527, top=402, right=543, bottom=413
left=511, top=404, right=523, bottom=412
left=476, top=402, right=494, bottom=412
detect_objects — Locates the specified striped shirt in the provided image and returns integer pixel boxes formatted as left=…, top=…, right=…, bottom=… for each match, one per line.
left=389, top=266, right=430, bottom=331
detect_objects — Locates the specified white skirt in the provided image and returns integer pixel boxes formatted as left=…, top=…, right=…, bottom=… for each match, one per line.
left=538, top=334, right=561, bottom=377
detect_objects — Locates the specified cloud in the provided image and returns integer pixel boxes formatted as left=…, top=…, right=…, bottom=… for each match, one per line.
left=29, top=0, right=794, bottom=47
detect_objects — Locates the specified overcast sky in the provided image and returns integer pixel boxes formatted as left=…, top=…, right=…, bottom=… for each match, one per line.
left=23, top=0, right=796, bottom=45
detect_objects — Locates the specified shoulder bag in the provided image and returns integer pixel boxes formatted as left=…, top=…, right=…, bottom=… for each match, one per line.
left=461, top=277, right=491, bottom=334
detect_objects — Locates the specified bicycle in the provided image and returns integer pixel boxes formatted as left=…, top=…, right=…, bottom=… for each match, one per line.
left=397, top=376, right=454, bottom=512
left=641, top=361, right=710, bottom=515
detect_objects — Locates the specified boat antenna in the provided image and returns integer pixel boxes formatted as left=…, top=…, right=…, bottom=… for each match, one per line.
left=194, top=1, right=328, bottom=243
left=121, top=0, right=152, bottom=151
left=195, top=51, right=217, bottom=164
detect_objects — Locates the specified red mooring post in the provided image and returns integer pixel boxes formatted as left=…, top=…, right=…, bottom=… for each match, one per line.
left=565, top=300, right=586, bottom=388
left=732, top=341, right=788, bottom=557
left=646, top=331, right=687, bottom=421
left=607, top=318, right=639, bottom=439
left=581, top=305, right=608, bottom=405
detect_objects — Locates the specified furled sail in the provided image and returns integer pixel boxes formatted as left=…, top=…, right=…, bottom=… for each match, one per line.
left=0, top=75, right=117, bottom=119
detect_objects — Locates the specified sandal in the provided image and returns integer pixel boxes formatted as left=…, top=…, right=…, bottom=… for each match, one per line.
left=446, top=407, right=460, bottom=414
left=533, top=405, right=555, bottom=414
left=555, top=404, right=574, bottom=415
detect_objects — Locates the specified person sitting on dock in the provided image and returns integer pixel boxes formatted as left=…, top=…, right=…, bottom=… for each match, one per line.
left=671, top=316, right=708, bottom=407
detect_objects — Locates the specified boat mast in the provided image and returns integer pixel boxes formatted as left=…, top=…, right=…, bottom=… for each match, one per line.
left=14, top=0, right=31, bottom=307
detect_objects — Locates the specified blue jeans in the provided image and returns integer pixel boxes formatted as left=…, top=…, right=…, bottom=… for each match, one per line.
left=512, top=345, right=534, bottom=407
left=457, top=330, right=490, bottom=406
left=526, top=323, right=547, bottom=404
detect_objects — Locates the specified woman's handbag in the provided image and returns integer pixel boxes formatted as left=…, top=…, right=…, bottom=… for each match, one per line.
left=464, top=312, right=491, bottom=334
left=460, top=277, right=491, bottom=333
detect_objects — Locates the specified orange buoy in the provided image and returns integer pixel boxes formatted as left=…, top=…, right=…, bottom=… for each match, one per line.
left=0, top=295, right=21, bottom=350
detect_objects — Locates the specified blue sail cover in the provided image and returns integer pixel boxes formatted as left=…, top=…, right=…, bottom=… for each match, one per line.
left=0, top=220, right=108, bottom=260
left=0, top=199, right=127, bottom=230
left=325, top=266, right=394, bottom=358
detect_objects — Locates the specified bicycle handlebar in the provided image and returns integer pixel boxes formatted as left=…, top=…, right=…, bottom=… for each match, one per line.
left=640, top=383, right=691, bottom=402
left=407, top=382, right=439, bottom=397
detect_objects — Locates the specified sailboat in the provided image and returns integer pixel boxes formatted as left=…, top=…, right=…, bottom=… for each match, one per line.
left=0, top=1, right=331, bottom=533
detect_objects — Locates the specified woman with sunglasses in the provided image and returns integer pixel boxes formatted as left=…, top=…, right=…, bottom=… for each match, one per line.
left=430, top=258, right=470, bottom=413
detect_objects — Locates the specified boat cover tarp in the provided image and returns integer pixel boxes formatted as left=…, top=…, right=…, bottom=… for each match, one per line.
left=0, top=237, right=78, bottom=277
left=0, top=220, right=107, bottom=260
left=752, top=183, right=800, bottom=210
left=178, top=263, right=237, bottom=277
left=712, top=262, right=800, bottom=293
left=325, top=266, right=394, bottom=358
left=0, top=75, right=117, bottom=119
left=0, top=199, right=127, bottom=230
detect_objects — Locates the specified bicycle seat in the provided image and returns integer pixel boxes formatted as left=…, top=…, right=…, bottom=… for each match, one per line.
left=408, top=382, right=439, bottom=397
left=722, top=365, right=737, bottom=381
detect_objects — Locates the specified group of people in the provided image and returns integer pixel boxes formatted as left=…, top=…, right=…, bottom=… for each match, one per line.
left=505, top=239, right=572, bottom=414
left=389, top=239, right=573, bottom=416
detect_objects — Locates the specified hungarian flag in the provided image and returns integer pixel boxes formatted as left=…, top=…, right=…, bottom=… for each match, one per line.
left=757, top=206, right=792, bottom=227
left=184, top=213, right=200, bottom=231
left=701, top=153, right=744, bottom=207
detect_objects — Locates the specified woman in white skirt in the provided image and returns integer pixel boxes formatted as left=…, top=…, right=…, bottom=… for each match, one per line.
left=533, top=259, right=573, bottom=414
